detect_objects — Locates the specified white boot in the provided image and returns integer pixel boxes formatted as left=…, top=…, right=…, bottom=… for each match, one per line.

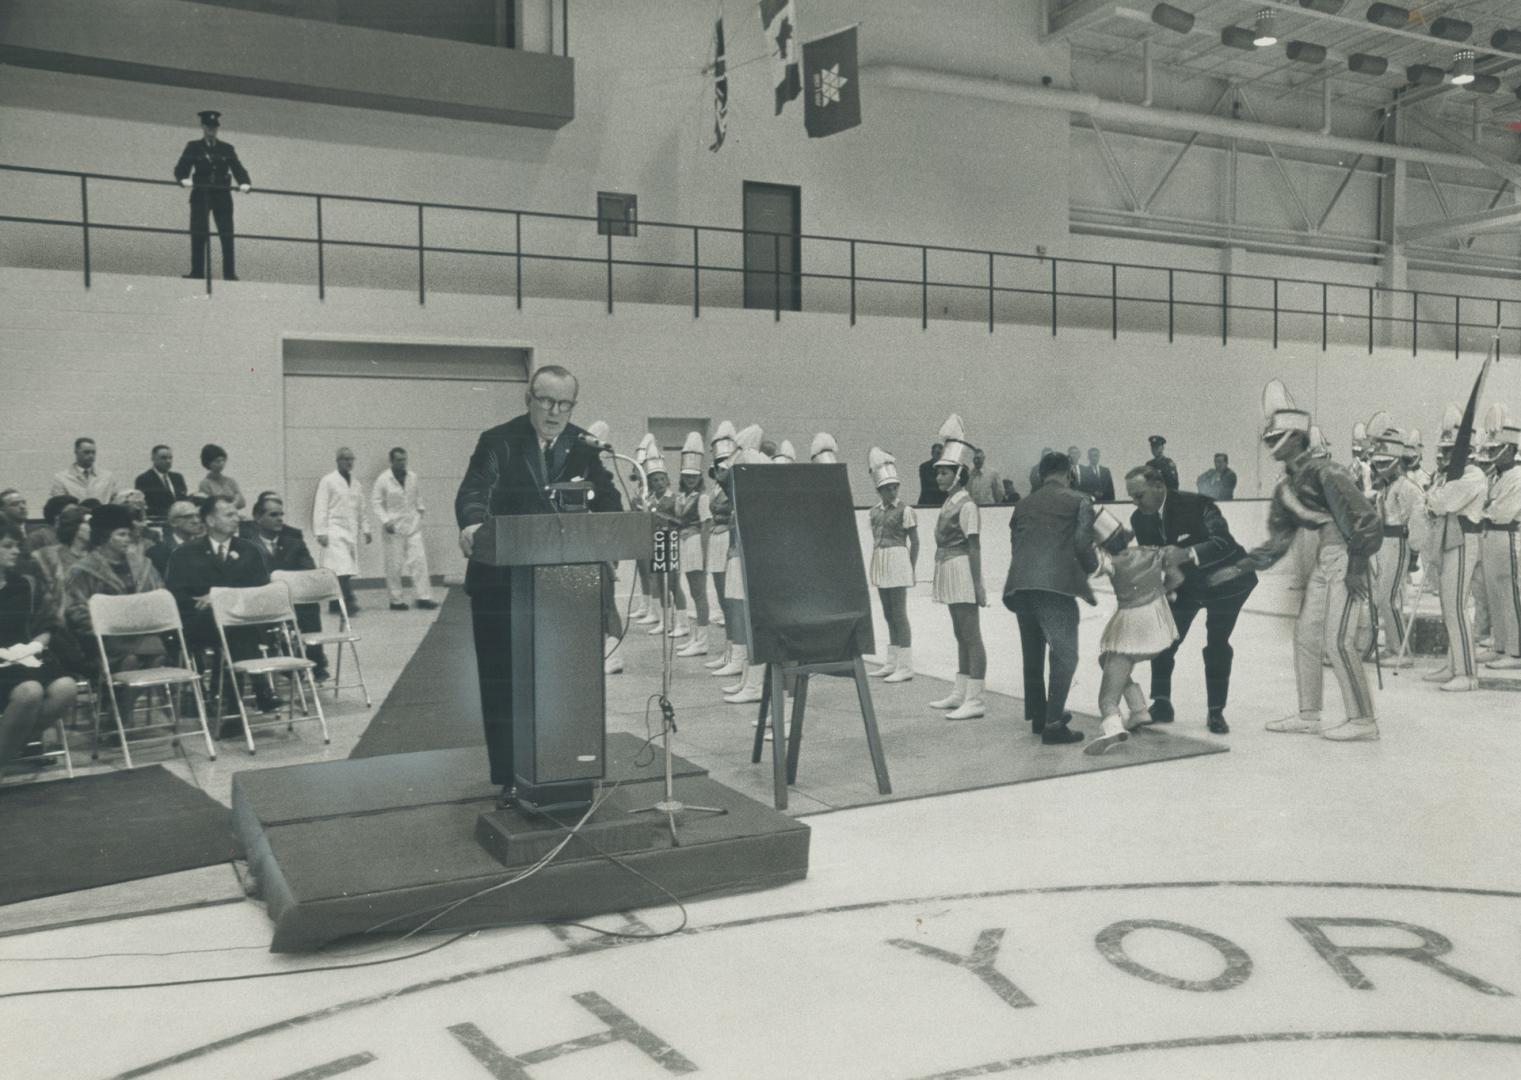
left=712, top=643, right=745, bottom=677
left=763, top=719, right=793, bottom=741
left=603, top=635, right=623, bottom=675
left=704, top=642, right=732, bottom=670
left=676, top=626, right=709, bottom=657
left=869, top=645, right=898, bottom=678
left=1121, top=683, right=1149, bottom=728
left=634, top=600, right=660, bottom=625
left=1084, top=714, right=1130, bottom=755
left=724, top=665, right=765, bottom=704
left=883, top=647, right=914, bottom=683
left=929, top=674, right=967, bottom=710
left=646, top=605, right=667, bottom=635
left=945, top=678, right=985, bottom=720
left=667, top=611, right=690, bottom=639
left=629, top=597, right=649, bottom=621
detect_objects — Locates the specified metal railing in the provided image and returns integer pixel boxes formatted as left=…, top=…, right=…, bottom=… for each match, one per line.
left=2, top=162, right=1516, bottom=357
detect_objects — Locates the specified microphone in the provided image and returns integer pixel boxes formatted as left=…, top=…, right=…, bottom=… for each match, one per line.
left=576, top=431, right=613, bottom=452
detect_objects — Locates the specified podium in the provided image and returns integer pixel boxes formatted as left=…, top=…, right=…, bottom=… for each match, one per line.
left=472, top=511, right=654, bottom=809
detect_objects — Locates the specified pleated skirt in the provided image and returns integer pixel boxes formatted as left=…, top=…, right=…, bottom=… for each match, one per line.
left=1099, top=598, right=1179, bottom=659
left=932, top=554, right=976, bottom=605
left=870, top=546, right=914, bottom=589
left=706, top=528, right=730, bottom=571
left=678, top=530, right=706, bottom=572
left=724, top=550, right=745, bottom=600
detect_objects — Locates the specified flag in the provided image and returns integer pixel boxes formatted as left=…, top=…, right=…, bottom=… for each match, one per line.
left=760, top=0, right=801, bottom=115
left=709, top=15, right=728, bottom=152
left=1447, top=341, right=1498, bottom=481
left=802, top=25, right=861, bottom=138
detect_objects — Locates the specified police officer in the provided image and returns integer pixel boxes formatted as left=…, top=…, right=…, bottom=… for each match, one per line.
left=1147, top=435, right=1179, bottom=492
left=173, top=110, right=251, bottom=281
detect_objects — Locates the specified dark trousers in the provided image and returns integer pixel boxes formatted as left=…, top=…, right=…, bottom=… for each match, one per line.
left=1009, top=590, right=1079, bottom=727
left=188, top=190, right=236, bottom=276
left=470, top=583, right=516, bottom=786
left=1150, top=588, right=1252, bottom=713
left=293, top=601, right=329, bottom=670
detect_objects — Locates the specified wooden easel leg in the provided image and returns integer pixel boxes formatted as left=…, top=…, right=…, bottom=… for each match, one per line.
left=750, top=663, right=770, bottom=764
left=853, top=655, right=893, bottom=795
left=769, top=663, right=789, bottom=810
left=785, top=673, right=808, bottom=784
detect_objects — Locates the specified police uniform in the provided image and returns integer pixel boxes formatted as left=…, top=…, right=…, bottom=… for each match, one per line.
left=173, top=110, right=251, bottom=279
left=1147, top=436, right=1179, bottom=491
left=1422, top=405, right=1489, bottom=689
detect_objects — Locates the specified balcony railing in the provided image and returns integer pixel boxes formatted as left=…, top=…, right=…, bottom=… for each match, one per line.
left=2, top=162, right=1516, bottom=357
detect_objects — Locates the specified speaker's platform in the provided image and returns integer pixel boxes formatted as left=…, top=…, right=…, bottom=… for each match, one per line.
left=231, top=734, right=810, bottom=953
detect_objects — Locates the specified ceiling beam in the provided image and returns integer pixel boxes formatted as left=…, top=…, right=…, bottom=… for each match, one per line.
left=1398, top=203, right=1521, bottom=243
left=1043, top=0, right=1126, bottom=41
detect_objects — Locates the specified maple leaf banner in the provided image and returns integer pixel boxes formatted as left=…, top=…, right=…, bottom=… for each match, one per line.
left=802, top=25, right=861, bottom=138
left=759, top=0, right=802, bottom=114
left=709, top=15, right=728, bottom=152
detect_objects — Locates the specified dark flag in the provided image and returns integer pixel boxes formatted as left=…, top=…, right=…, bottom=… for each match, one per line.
left=709, top=15, right=728, bottom=152
left=802, top=25, right=861, bottom=138
left=760, top=0, right=801, bottom=115
left=1446, top=339, right=1499, bottom=481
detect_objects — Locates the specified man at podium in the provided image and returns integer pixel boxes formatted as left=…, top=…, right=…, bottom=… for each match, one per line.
left=455, top=366, right=622, bottom=804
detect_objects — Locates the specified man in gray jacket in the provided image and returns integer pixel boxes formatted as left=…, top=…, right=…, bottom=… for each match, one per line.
left=1003, top=451, right=1099, bottom=745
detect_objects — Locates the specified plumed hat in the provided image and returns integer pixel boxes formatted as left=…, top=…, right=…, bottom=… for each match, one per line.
left=1351, top=420, right=1368, bottom=455
left=867, top=447, right=899, bottom=489
left=1369, top=427, right=1408, bottom=462
left=1478, top=404, right=1511, bottom=461
left=679, top=431, right=705, bottom=475
left=586, top=420, right=611, bottom=445
left=643, top=435, right=669, bottom=478
left=1308, top=425, right=1331, bottom=458
left=1405, top=427, right=1424, bottom=459
left=1261, top=380, right=1311, bottom=446
left=632, top=433, right=652, bottom=466
left=1365, top=410, right=1395, bottom=440
left=933, top=414, right=976, bottom=470
left=1092, top=506, right=1125, bottom=544
left=1438, top=403, right=1463, bottom=447
left=810, top=433, right=839, bottom=464
left=734, top=424, right=764, bottom=454
left=773, top=440, right=797, bottom=464
left=711, top=420, right=738, bottom=463
left=735, top=447, right=772, bottom=466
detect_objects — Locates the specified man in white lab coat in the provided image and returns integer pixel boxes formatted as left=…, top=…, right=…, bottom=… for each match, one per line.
left=312, top=446, right=372, bottom=612
left=371, top=446, right=437, bottom=611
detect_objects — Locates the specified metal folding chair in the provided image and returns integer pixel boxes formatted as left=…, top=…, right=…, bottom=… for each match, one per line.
left=272, top=568, right=372, bottom=707
left=88, top=591, right=216, bottom=769
left=209, top=583, right=329, bottom=754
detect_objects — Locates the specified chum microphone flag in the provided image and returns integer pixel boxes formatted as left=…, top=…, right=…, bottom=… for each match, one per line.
left=802, top=25, right=861, bottom=138
left=759, top=0, right=802, bottom=115
left=709, top=15, right=728, bottom=151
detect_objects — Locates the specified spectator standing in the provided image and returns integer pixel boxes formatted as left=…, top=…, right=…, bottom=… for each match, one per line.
left=242, top=495, right=330, bottom=681
left=174, top=109, right=251, bottom=281
left=965, top=448, right=1004, bottom=506
left=197, top=444, right=246, bottom=511
left=1196, top=453, right=1238, bottom=500
left=0, top=524, right=76, bottom=770
left=371, top=447, right=437, bottom=611
left=134, top=445, right=189, bottom=522
left=1002, top=451, right=1097, bottom=746
left=147, top=500, right=205, bottom=578
left=1077, top=448, right=1115, bottom=502
left=917, top=443, right=947, bottom=508
left=1148, top=435, right=1180, bottom=491
left=50, top=437, right=118, bottom=504
left=313, top=447, right=372, bottom=613
left=0, top=490, right=27, bottom=535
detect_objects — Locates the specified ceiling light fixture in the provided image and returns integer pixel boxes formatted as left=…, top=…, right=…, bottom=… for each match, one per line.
left=1406, top=64, right=1445, bottom=87
left=1429, top=17, right=1473, bottom=43
left=1450, top=49, right=1476, bottom=86
left=1366, top=4, right=1410, bottom=30
left=1347, top=52, right=1388, bottom=75
left=1150, top=2, right=1195, bottom=34
left=1286, top=40, right=1327, bottom=64
left=1253, top=8, right=1278, bottom=46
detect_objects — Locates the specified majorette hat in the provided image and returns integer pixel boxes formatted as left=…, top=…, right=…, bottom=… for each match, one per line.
left=1478, top=404, right=1509, bottom=461
left=933, top=414, right=976, bottom=470
left=1351, top=420, right=1368, bottom=456
left=711, top=420, right=738, bottom=463
left=810, top=433, right=839, bottom=464
left=1092, top=506, right=1125, bottom=545
left=774, top=440, right=797, bottom=464
left=1369, top=428, right=1407, bottom=462
left=639, top=434, right=668, bottom=477
left=867, top=447, right=899, bottom=489
left=1261, top=380, right=1311, bottom=448
left=679, top=431, right=705, bottom=475
left=586, top=420, right=611, bottom=457
left=734, top=424, right=764, bottom=455
left=1404, top=427, right=1425, bottom=460
left=736, top=447, right=772, bottom=466
left=1308, top=425, right=1331, bottom=458
left=1438, top=403, right=1463, bottom=448
left=1366, top=410, right=1395, bottom=440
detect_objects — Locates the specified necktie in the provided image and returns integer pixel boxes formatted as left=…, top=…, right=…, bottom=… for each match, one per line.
left=162, top=471, right=173, bottom=492
left=217, top=543, right=227, bottom=563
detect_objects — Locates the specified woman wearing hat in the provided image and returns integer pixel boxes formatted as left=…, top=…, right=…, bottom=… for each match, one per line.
left=927, top=416, right=988, bottom=720
left=716, top=426, right=768, bottom=704
left=639, top=437, right=690, bottom=640
left=674, top=432, right=712, bottom=657
left=866, top=447, right=919, bottom=683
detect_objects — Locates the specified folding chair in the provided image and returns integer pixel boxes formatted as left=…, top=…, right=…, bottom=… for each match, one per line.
left=209, top=583, right=329, bottom=754
left=272, top=569, right=372, bottom=707
left=89, top=591, right=216, bottom=769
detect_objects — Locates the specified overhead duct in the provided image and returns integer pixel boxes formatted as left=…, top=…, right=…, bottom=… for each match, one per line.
left=1366, top=4, right=1409, bottom=30
left=1298, top=0, right=1345, bottom=12
left=1429, top=17, right=1472, bottom=43
left=1221, top=25, right=1259, bottom=50
left=1150, top=3, right=1194, bottom=34
left=1466, top=73, right=1501, bottom=94
left=1493, top=30, right=1521, bottom=52
left=866, top=65, right=1488, bottom=170
left=1347, top=52, right=1388, bottom=75
left=1286, top=40, right=1327, bottom=64
left=1406, top=64, right=1445, bottom=87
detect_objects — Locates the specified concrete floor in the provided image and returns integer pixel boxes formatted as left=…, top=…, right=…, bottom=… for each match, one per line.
left=3, top=576, right=1520, bottom=1080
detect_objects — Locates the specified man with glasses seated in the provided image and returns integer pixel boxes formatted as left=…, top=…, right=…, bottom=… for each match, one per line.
left=455, top=365, right=622, bottom=808
left=147, top=500, right=205, bottom=578
left=241, top=494, right=330, bottom=682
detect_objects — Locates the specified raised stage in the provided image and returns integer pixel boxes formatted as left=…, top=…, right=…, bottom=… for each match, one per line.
left=232, top=733, right=810, bottom=952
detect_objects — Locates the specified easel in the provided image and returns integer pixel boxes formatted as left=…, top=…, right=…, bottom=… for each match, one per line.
left=748, top=656, right=891, bottom=811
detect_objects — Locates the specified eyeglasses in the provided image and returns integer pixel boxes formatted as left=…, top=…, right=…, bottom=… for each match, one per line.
left=530, top=394, right=578, bottom=414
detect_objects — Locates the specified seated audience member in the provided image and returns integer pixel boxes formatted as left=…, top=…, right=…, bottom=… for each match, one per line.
left=147, top=500, right=205, bottom=578
left=0, top=524, right=77, bottom=769
left=112, top=490, right=161, bottom=554
left=242, top=494, right=330, bottom=680
left=198, top=444, right=245, bottom=511
left=50, top=437, right=119, bottom=504
left=134, top=444, right=190, bottom=523
left=63, top=503, right=168, bottom=683
left=33, top=506, right=92, bottom=612
left=165, top=495, right=276, bottom=725
left=31, top=494, right=81, bottom=552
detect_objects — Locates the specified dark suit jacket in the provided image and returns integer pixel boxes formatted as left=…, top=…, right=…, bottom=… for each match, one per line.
left=1003, top=481, right=1099, bottom=606
left=239, top=522, right=317, bottom=574
left=917, top=459, right=946, bottom=508
left=134, top=468, right=189, bottom=520
left=1077, top=464, right=1114, bottom=502
left=1129, top=490, right=1255, bottom=603
left=145, top=531, right=193, bottom=578
left=454, top=414, right=622, bottom=593
left=163, top=534, right=271, bottom=624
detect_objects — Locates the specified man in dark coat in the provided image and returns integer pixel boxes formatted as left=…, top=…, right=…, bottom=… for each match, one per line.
left=917, top=443, right=947, bottom=507
left=1148, top=435, right=1180, bottom=491
left=455, top=365, right=622, bottom=803
left=1077, top=447, right=1115, bottom=502
left=173, top=109, right=252, bottom=280
left=133, top=444, right=190, bottom=522
left=1003, top=451, right=1098, bottom=745
left=242, top=494, right=330, bottom=680
left=146, top=499, right=203, bottom=578
left=1126, top=464, right=1256, bottom=733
